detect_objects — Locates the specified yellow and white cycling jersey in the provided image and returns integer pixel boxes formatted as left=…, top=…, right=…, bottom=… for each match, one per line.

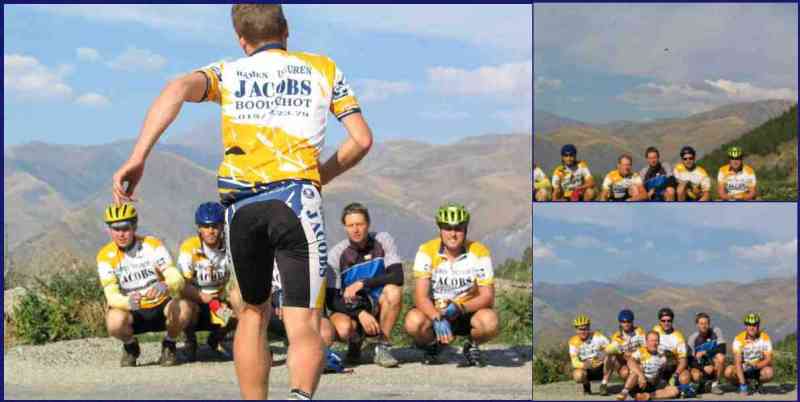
left=602, top=170, right=643, bottom=200
left=196, top=44, right=361, bottom=200
left=632, top=347, right=668, bottom=381
left=177, top=235, right=231, bottom=299
left=718, top=165, right=756, bottom=198
left=97, top=236, right=180, bottom=310
left=552, top=161, right=592, bottom=195
left=610, top=326, right=647, bottom=354
left=413, top=238, right=493, bottom=305
left=673, top=163, right=711, bottom=198
left=732, top=331, right=772, bottom=369
left=534, top=166, right=551, bottom=190
left=569, top=332, right=611, bottom=369
left=652, top=325, right=688, bottom=359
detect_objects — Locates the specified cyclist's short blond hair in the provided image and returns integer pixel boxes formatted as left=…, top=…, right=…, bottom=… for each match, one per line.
left=232, top=4, right=287, bottom=45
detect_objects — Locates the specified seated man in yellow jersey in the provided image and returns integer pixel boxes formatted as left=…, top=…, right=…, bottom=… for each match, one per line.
left=717, top=146, right=758, bottom=201
left=724, top=312, right=774, bottom=395
left=686, top=312, right=727, bottom=395
left=404, top=203, right=498, bottom=367
left=652, top=307, right=694, bottom=396
left=607, top=309, right=646, bottom=383
left=533, top=164, right=551, bottom=202
left=673, top=146, right=711, bottom=201
left=178, top=202, right=243, bottom=361
left=551, top=144, right=596, bottom=201
left=97, top=204, right=192, bottom=367
left=615, top=331, right=680, bottom=400
left=599, top=154, right=648, bottom=202
left=568, top=314, right=614, bottom=396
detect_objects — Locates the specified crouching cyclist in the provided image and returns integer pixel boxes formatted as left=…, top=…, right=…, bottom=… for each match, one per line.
left=687, top=312, right=726, bottom=395
left=569, top=314, right=614, bottom=396
left=404, top=203, right=499, bottom=367
left=724, top=312, right=774, bottom=395
left=615, top=331, right=680, bottom=400
left=608, top=309, right=646, bottom=383
left=178, top=202, right=243, bottom=361
left=97, top=204, right=192, bottom=367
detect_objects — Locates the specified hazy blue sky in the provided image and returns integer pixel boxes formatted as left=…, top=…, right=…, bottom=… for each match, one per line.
left=534, top=203, right=797, bottom=284
left=4, top=4, right=531, bottom=146
left=534, top=3, right=798, bottom=123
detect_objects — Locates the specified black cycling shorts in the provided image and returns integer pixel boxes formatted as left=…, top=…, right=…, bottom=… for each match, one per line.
left=132, top=300, right=168, bottom=335
left=224, top=179, right=327, bottom=308
left=451, top=312, right=477, bottom=337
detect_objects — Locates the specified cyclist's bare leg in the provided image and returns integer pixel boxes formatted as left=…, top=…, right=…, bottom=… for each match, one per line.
left=617, top=356, right=630, bottom=380
left=664, top=186, right=676, bottom=201
left=654, top=385, right=680, bottom=399
left=403, top=308, right=435, bottom=345
left=712, top=353, right=725, bottom=379
left=283, top=306, right=324, bottom=396
left=676, top=182, right=687, bottom=201
left=235, top=302, right=270, bottom=399
left=106, top=308, right=134, bottom=342
left=573, top=368, right=587, bottom=383
left=469, top=308, right=499, bottom=344
left=378, top=284, right=403, bottom=342
left=319, top=316, right=336, bottom=347
left=690, top=367, right=703, bottom=383
left=165, top=299, right=193, bottom=339
left=602, top=354, right=615, bottom=383
left=760, top=366, right=774, bottom=383
left=583, top=188, right=596, bottom=201
left=330, top=312, right=358, bottom=342
left=228, top=284, right=244, bottom=314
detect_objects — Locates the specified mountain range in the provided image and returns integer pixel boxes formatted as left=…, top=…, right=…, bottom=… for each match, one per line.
left=4, top=130, right=531, bottom=281
left=533, top=99, right=795, bottom=175
left=533, top=272, right=797, bottom=349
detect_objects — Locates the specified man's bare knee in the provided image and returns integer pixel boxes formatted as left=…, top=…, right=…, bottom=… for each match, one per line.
left=106, top=308, right=132, bottom=339
left=380, top=285, right=403, bottom=309
left=573, top=369, right=586, bottom=383
left=471, top=309, right=499, bottom=339
left=403, top=309, right=429, bottom=336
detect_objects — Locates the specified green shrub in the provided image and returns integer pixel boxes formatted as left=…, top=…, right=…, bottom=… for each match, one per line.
left=496, top=289, right=533, bottom=345
left=533, top=344, right=571, bottom=384
left=12, top=263, right=106, bottom=345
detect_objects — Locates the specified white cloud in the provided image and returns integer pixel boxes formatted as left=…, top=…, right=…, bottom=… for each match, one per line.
left=428, top=61, right=532, bottom=101
left=353, top=79, right=413, bottom=103
left=731, top=239, right=797, bottom=274
left=106, top=47, right=167, bottom=72
left=619, top=79, right=797, bottom=114
left=491, top=108, right=532, bottom=132
left=644, top=240, right=654, bottom=250
left=299, top=5, right=531, bottom=53
left=32, top=5, right=231, bottom=41
left=534, top=76, right=562, bottom=94
left=4, top=53, right=73, bottom=100
left=535, top=4, right=797, bottom=89
left=75, top=92, right=111, bottom=108
left=533, top=237, right=557, bottom=260
left=76, top=47, right=101, bottom=62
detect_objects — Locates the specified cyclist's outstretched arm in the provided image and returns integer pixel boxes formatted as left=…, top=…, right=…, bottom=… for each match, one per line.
left=320, top=113, right=373, bottom=186
left=112, top=73, right=207, bottom=203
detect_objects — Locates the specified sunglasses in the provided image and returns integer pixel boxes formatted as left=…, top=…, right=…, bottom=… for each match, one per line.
left=109, top=223, right=134, bottom=231
left=619, top=320, right=632, bottom=324
left=730, top=157, right=742, bottom=161
left=660, top=319, right=673, bottom=323
left=682, top=156, right=694, bottom=161
left=576, top=326, right=590, bottom=331
left=562, top=153, right=576, bottom=157
left=439, top=224, right=467, bottom=231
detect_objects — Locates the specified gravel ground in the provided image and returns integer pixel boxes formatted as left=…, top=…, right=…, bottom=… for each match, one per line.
left=532, top=381, right=797, bottom=401
left=4, top=337, right=532, bottom=400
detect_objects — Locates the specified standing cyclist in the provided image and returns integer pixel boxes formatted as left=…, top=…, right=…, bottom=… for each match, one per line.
left=111, top=5, right=373, bottom=399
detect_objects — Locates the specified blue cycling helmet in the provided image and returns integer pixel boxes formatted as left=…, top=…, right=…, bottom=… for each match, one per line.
left=195, top=202, right=225, bottom=225
left=618, top=309, right=634, bottom=322
left=561, top=144, right=577, bottom=156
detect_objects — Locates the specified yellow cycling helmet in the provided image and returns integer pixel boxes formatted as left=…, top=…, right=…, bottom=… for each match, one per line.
left=743, top=312, right=760, bottom=326
left=104, top=203, right=138, bottom=224
left=728, top=146, right=743, bottom=159
left=573, top=313, right=591, bottom=328
left=436, top=202, right=470, bottom=226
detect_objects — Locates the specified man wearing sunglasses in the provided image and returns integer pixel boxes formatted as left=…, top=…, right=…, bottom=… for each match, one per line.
left=608, top=309, right=646, bottom=383
left=673, top=146, right=711, bottom=201
left=724, top=312, right=773, bottom=395
left=404, top=203, right=498, bottom=367
left=652, top=307, right=693, bottom=396
left=717, top=146, right=758, bottom=201
left=97, top=204, right=191, bottom=367
left=178, top=202, right=243, bottom=361
left=569, top=314, right=613, bottom=396
left=551, top=144, right=596, bottom=201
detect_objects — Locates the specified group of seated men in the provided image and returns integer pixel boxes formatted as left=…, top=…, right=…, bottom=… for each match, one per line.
left=568, top=308, right=774, bottom=400
left=97, top=201, right=500, bottom=370
left=534, top=144, right=757, bottom=201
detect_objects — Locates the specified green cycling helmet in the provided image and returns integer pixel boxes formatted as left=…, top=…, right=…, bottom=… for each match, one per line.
left=436, top=202, right=470, bottom=226
left=743, top=312, right=760, bottom=325
left=728, top=146, right=743, bottom=159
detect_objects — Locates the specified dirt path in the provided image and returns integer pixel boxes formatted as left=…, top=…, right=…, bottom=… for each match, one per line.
left=4, top=337, right=532, bottom=400
left=532, top=381, right=797, bottom=400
